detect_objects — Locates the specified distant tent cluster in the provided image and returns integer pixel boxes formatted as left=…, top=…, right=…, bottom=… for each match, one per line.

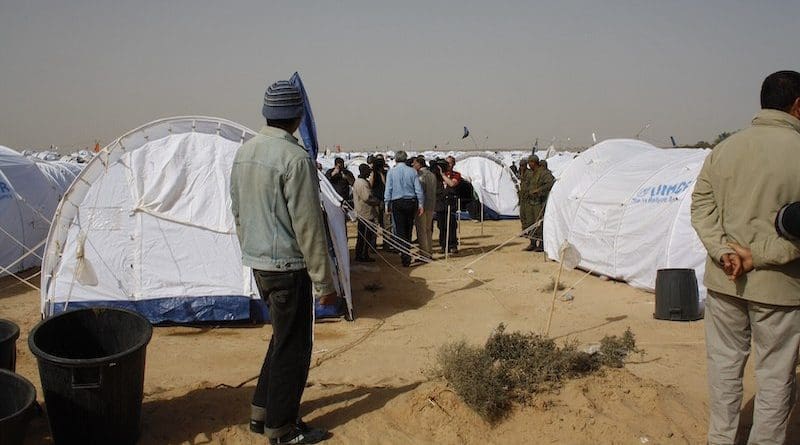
left=0, top=145, right=81, bottom=282
left=2, top=117, right=716, bottom=324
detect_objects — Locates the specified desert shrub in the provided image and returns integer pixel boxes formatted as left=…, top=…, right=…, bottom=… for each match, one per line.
left=598, top=328, right=641, bottom=368
left=437, top=340, right=511, bottom=423
left=436, top=324, right=641, bottom=422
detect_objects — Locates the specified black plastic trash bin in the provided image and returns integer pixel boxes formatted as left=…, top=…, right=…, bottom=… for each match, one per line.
left=0, top=369, right=37, bottom=445
left=0, top=319, right=20, bottom=371
left=654, top=268, right=703, bottom=321
left=28, top=307, right=153, bottom=445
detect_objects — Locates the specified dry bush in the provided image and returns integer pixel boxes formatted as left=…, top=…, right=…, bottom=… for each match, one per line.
left=436, top=324, right=641, bottom=423
left=437, top=341, right=511, bottom=423
left=598, top=329, right=641, bottom=368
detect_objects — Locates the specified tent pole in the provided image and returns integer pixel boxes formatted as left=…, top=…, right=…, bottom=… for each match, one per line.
left=545, top=248, right=566, bottom=336
left=480, top=197, right=484, bottom=236
left=445, top=204, right=451, bottom=261
left=457, top=199, right=461, bottom=241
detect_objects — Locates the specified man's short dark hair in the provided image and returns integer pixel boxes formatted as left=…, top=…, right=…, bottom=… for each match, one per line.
left=761, top=71, right=800, bottom=112
left=266, top=117, right=301, bottom=131
left=334, top=157, right=344, bottom=166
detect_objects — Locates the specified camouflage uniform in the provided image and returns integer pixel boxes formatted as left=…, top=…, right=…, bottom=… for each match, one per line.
left=520, top=165, right=554, bottom=250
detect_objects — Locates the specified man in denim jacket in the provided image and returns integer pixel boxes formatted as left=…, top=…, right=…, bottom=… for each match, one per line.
left=231, top=80, right=335, bottom=445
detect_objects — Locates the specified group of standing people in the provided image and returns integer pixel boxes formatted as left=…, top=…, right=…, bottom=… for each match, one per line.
left=517, top=154, right=555, bottom=252
left=350, top=152, right=465, bottom=266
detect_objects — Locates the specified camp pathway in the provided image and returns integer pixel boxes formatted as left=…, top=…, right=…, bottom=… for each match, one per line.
left=3, top=220, right=795, bottom=444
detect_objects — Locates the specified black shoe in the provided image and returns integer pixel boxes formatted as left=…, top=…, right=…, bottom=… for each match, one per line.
left=250, top=419, right=265, bottom=434
left=269, top=423, right=330, bottom=444
left=251, top=418, right=312, bottom=435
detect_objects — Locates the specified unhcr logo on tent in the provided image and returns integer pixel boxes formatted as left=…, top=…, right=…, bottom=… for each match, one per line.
left=631, top=180, right=693, bottom=204
left=0, top=180, right=12, bottom=201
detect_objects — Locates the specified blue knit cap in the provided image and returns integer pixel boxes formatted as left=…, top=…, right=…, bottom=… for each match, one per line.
left=262, top=80, right=304, bottom=120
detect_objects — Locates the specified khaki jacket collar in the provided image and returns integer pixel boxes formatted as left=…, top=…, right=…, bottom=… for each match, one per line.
left=752, top=109, right=800, bottom=134
left=259, top=125, right=300, bottom=144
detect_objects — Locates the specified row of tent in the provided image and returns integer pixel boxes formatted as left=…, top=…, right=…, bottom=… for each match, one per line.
left=0, top=117, right=712, bottom=325
left=0, top=146, right=82, bottom=276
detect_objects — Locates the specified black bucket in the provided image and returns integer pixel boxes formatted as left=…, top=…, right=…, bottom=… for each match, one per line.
left=0, top=319, right=20, bottom=371
left=28, top=307, right=153, bottom=445
left=0, top=369, right=37, bottom=445
left=654, top=268, right=703, bottom=321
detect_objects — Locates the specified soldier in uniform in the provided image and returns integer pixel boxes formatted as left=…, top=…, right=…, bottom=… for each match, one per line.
left=517, top=157, right=534, bottom=248
left=520, top=155, right=554, bottom=252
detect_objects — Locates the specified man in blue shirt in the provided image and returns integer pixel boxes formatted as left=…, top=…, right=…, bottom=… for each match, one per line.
left=384, top=151, right=424, bottom=266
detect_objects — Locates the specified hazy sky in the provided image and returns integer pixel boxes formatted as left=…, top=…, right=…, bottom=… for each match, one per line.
left=0, top=1, right=795, bottom=152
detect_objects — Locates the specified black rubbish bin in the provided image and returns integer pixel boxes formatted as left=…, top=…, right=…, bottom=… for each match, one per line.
left=0, top=369, right=37, bottom=445
left=654, top=268, right=703, bottom=321
left=0, top=319, right=20, bottom=371
left=28, top=307, right=153, bottom=445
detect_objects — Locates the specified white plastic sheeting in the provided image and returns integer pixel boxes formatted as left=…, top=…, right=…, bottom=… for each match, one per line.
left=543, top=139, right=710, bottom=300
left=0, top=146, right=61, bottom=275
left=455, top=153, right=520, bottom=218
left=41, top=117, right=352, bottom=323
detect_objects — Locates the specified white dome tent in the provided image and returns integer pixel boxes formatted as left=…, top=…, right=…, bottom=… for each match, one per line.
left=41, top=116, right=352, bottom=323
left=0, top=146, right=61, bottom=283
left=454, top=153, right=520, bottom=219
left=543, top=139, right=710, bottom=301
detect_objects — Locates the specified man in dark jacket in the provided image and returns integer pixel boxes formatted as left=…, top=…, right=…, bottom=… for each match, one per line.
left=325, top=157, right=355, bottom=203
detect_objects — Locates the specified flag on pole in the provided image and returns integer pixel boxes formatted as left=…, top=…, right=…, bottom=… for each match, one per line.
left=289, top=72, right=319, bottom=160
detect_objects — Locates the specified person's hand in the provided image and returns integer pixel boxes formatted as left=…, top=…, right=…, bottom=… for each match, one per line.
left=319, top=291, right=338, bottom=306
left=418, top=207, right=424, bottom=216
left=333, top=165, right=340, bottom=175
left=727, top=243, right=754, bottom=278
left=720, top=253, right=741, bottom=280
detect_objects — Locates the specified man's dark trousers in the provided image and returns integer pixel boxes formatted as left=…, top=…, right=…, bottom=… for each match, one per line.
left=252, top=268, right=313, bottom=436
left=391, top=198, right=417, bottom=266
left=436, top=210, right=458, bottom=251
left=355, top=218, right=377, bottom=259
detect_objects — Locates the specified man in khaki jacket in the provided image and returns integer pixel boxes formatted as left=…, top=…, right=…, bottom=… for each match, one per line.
left=413, top=156, right=437, bottom=259
left=691, top=70, right=800, bottom=445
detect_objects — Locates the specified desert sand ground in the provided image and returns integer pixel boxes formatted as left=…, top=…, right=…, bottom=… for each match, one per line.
left=2, top=220, right=797, bottom=444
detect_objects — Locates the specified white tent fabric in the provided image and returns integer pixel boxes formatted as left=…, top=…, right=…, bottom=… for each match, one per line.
left=41, top=117, right=352, bottom=323
left=543, top=139, right=710, bottom=301
left=0, top=146, right=60, bottom=276
left=34, top=160, right=81, bottom=200
left=455, top=153, right=520, bottom=218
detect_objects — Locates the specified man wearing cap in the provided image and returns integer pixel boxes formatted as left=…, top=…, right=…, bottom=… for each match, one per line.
left=384, top=151, right=424, bottom=267
left=230, top=80, right=335, bottom=444
left=691, top=70, right=800, bottom=445
left=520, top=155, right=554, bottom=252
